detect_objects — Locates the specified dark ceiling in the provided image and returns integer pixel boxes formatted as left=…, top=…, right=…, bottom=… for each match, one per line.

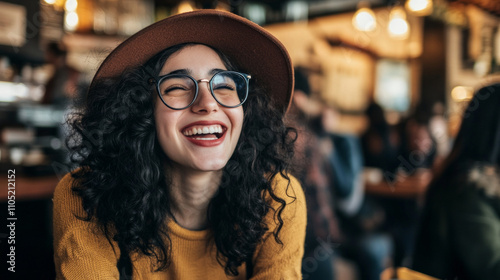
left=154, top=0, right=389, bottom=19
left=155, top=0, right=500, bottom=17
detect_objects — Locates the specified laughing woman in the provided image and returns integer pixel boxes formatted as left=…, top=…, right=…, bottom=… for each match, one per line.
left=52, top=10, right=306, bottom=280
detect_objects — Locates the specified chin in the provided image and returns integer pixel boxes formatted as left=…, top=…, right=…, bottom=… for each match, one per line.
left=192, top=159, right=229, bottom=172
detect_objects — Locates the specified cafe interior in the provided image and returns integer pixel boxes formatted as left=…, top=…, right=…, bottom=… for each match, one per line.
left=0, top=0, right=499, bottom=279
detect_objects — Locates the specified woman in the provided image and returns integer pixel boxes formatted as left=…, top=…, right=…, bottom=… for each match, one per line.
left=412, top=83, right=500, bottom=279
left=53, top=10, right=306, bottom=279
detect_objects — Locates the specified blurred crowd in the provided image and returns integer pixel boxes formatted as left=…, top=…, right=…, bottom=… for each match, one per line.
left=290, top=68, right=500, bottom=280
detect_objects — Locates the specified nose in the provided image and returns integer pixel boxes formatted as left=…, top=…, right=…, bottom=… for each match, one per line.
left=190, top=79, right=219, bottom=113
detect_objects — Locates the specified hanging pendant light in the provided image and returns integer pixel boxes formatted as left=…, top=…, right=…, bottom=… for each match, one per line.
left=405, top=0, right=433, bottom=16
left=352, top=1, right=377, bottom=32
left=388, top=6, right=410, bottom=40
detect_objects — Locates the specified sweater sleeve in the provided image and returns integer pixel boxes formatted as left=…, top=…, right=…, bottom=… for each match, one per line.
left=53, top=172, right=120, bottom=280
left=449, top=187, right=500, bottom=280
left=251, top=174, right=307, bottom=280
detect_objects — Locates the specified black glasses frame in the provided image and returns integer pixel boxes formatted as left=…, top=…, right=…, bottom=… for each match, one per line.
left=154, top=70, right=251, bottom=110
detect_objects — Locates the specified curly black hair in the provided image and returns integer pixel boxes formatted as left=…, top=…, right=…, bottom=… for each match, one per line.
left=67, top=43, right=297, bottom=277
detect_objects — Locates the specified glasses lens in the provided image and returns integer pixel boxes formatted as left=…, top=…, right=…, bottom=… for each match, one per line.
left=158, top=75, right=196, bottom=109
left=211, top=72, right=248, bottom=107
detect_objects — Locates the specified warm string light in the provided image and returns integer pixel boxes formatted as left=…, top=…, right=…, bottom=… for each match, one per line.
left=43, top=0, right=79, bottom=31
left=64, top=0, right=78, bottom=32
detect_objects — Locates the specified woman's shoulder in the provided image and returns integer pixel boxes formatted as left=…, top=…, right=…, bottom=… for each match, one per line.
left=55, top=170, right=75, bottom=189
left=53, top=170, right=87, bottom=220
left=268, top=173, right=306, bottom=221
left=270, top=173, right=304, bottom=198
left=54, top=170, right=78, bottom=198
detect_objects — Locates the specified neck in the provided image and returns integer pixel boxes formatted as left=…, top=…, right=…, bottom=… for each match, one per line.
left=168, top=166, right=222, bottom=231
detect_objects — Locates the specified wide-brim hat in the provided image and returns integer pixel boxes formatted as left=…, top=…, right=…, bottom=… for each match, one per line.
left=91, top=9, right=294, bottom=114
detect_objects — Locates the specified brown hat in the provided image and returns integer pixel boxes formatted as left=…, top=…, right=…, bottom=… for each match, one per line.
left=91, top=9, right=294, bottom=114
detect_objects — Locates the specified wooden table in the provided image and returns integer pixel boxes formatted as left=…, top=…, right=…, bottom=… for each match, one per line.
left=1, top=175, right=61, bottom=202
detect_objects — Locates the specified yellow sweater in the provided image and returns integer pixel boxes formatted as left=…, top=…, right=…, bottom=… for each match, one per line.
left=53, top=172, right=306, bottom=279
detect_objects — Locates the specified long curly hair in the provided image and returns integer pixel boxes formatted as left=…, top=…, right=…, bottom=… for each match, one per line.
left=67, top=43, right=297, bottom=277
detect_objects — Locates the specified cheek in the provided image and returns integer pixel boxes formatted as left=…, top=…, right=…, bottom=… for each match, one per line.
left=154, top=109, right=178, bottom=146
left=232, top=109, right=244, bottom=136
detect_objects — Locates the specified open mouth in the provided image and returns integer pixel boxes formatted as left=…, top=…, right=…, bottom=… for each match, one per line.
left=182, top=124, right=226, bottom=140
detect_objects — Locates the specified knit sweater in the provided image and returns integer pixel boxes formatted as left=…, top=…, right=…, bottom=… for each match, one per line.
left=53, top=172, right=306, bottom=279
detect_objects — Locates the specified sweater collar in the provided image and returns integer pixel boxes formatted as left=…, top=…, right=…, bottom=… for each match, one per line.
left=167, top=219, right=210, bottom=241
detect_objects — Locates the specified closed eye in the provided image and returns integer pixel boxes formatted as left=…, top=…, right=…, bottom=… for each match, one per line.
left=213, top=84, right=236, bottom=91
left=163, top=86, right=191, bottom=96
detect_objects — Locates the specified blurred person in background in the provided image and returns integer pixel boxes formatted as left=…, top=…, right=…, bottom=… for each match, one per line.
left=361, top=102, right=400, bottom=174
left=289, top=68, right=340, bottom=280
left=413, top=83, right=500, bottom=279
left=361, top=102, right=435, bottom=269
left=39, top=42, right=82, bottom=165
left=41, top=42, right=80, bottom=107
left=385, top=107, right=436, bottom=267
left=327, top=101, right=394, bottom=280
left=293, top=83, right=394, bottom=280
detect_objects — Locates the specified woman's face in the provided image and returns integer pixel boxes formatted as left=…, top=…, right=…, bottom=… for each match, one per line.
left=154, top=45, right=244, bottom=173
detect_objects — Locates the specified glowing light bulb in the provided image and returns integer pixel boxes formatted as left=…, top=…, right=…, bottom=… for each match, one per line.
left=389, top=18, right=409, bottom=36
left=177, top=2, right=194, bottom=14
left=65, top=0, right=78, bottom=12
left=353, top=8, right=377, bottom=32
left=451, top=86, right=474, bottom=101
left=64, top=11, right=79, bottom=31
left=406, top=0, right=433, bottom=16
left=388, top=7, right=410, bottom=39
left=44, top=0, right=56, bottom=4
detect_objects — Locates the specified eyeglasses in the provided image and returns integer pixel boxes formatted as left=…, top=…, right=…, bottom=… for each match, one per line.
left=154, top=70, right=251, bottom=110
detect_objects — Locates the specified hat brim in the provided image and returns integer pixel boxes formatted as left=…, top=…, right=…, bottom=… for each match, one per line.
left=91, top=9, right=294, bottom=114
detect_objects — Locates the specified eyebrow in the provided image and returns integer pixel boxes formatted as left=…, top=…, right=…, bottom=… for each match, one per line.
left=162, top=68, right=226, bottom=77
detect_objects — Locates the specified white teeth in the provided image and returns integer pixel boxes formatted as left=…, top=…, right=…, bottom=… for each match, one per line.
left=193, top=136, right=217, bottom=140
left=183, top=125, right=224, bottom=136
